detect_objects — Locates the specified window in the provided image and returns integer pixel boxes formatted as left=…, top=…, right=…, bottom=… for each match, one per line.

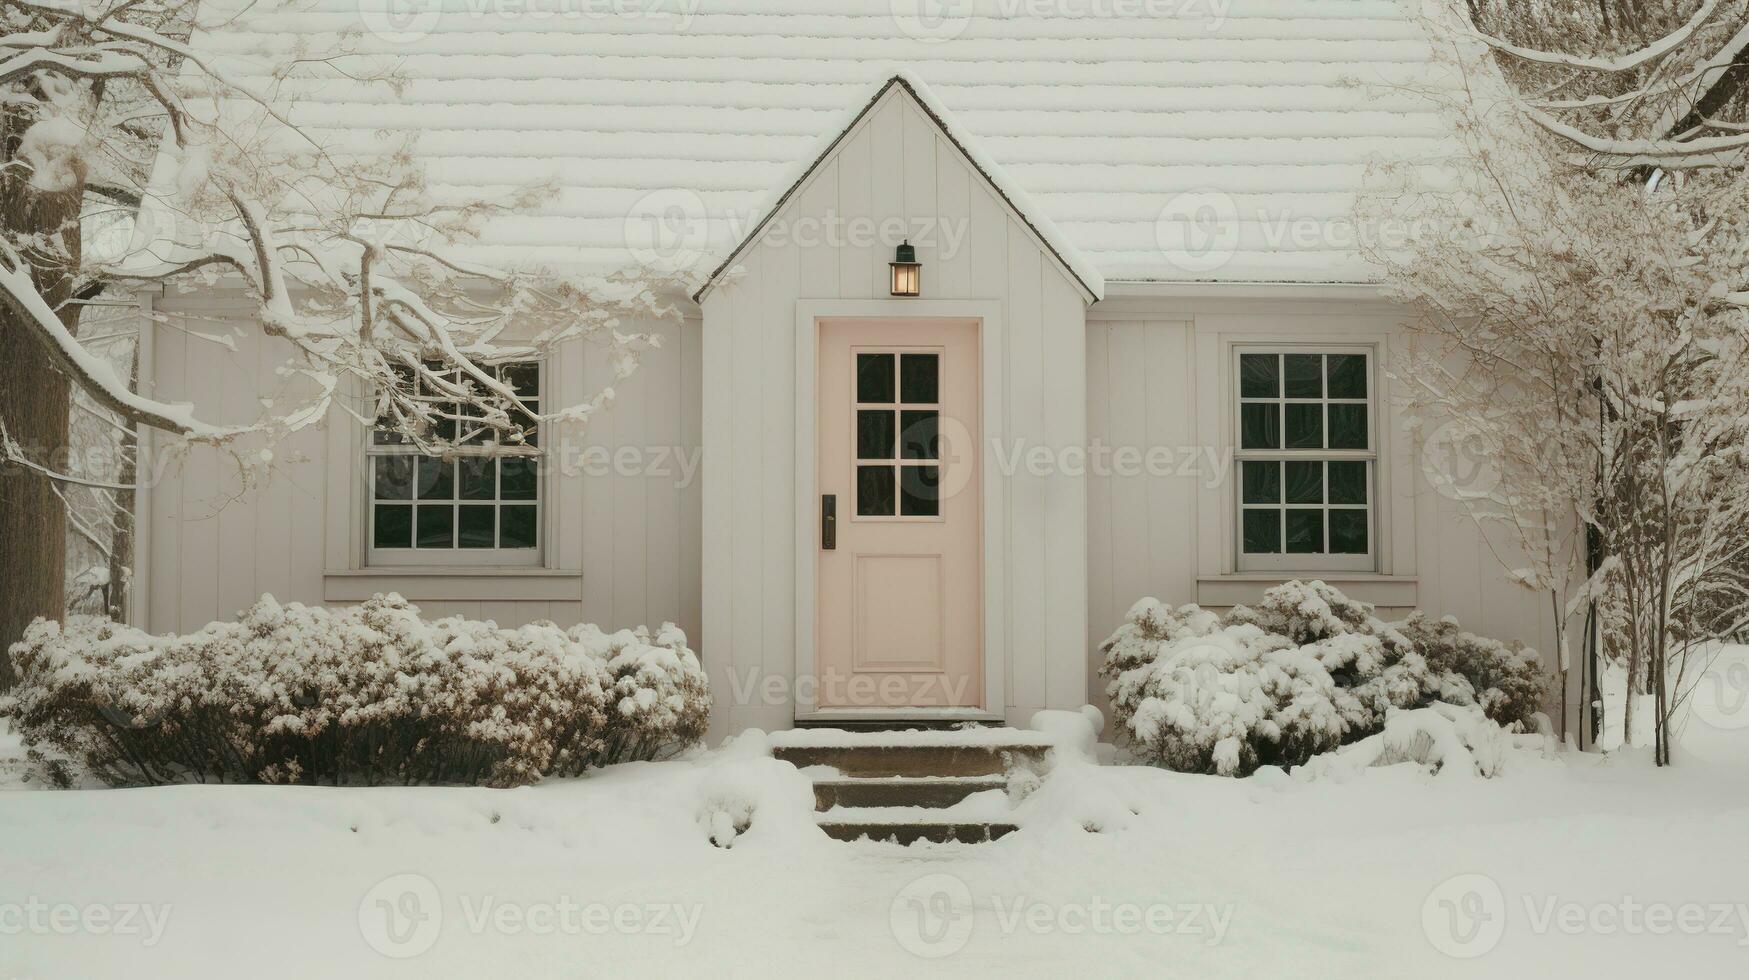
left=1234, top=347, right=1374, bottom=571
left=854, top=349, right=941, bottom=518
left=366, top=360, right=543, bottom=566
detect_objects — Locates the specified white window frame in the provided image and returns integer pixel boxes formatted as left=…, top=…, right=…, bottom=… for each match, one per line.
left=364, top=359, right=546, bottom=569
left=1231, top=343, right=1377, bottom=573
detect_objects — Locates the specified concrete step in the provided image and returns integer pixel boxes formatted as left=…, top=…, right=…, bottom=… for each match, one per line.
left=770, top=728, right=1053, bottom=778
left=811, top=775, right=1007, bottom=811
left=817, top=820, right=1019, bottom=845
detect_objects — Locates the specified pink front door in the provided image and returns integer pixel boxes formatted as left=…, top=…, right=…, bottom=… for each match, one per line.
left=816, top=318, right=982, bottom=708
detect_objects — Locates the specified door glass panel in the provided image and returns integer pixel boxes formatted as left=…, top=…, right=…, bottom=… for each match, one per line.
left=1240, top=353, right=1278, bottom=398
left=1241, top=461, right=1279, bottom=504
left=1284, top=354, right=1323, bottom=398
left=1328, top=404, right=1368, bottom=449
left=900, top=466, right=940, bottom=516
left=1285, top=461, right=1323, bottom=504
left=900, top=353, right=939, bottom=403
left=899, top=410, right=938, bottom=460
left=1285, top=509, right=1324, bottom=553
left=1330, top=508, right=1368, bottom=554
left=1242, top=509, right=1280, bottom=553
left=857, top=353, right=894, bottom=403
left=857, top=409, right=895, bottom=460
left=857, top=465, right=895, bottom=516
left=1285, top=403, right=1323, bottom=449
left=1241, top=403, right=1279, bottom=449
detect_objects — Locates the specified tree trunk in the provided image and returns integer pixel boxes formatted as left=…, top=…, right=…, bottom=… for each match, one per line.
left=0, top=90, right=84, bottom=686
left=105, top=346, right=140, bottom=623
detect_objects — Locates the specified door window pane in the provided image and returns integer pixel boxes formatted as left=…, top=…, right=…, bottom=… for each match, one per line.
left=1285, top=403, right=1323, bottom=449
left=858, top=410, right=895, bottom=460
left=900, top=466, right=940, bottom=516
left=857, top=353, right=894, bottom=403
left=1240, top=353, right=1278, bottom=398
left=899, top=410, right=939, bottom=460
left=1243, top=509, right=1280, bottom=554
left=857, top=465, right=895, bottom=516
left=1284, top=354, right=1323, bottom=398
left=900, top=353, right=939, bottom=403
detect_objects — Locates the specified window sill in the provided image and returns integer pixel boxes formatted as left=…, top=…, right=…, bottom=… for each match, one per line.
left=323, top=567, right=583, bottom=603
left=1196, top=574, right=1417, bottom=609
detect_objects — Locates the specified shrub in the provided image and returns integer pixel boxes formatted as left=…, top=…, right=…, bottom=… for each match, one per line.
left=1100, top=580, right=1547, bottom=776
left=2, top=593, right=710, bottom=788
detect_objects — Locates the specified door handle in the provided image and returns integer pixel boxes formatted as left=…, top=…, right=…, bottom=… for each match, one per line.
left=822, top=494, right=836, bottom=550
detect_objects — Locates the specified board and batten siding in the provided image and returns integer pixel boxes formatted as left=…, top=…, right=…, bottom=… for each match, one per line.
left=699, top=85, right=1090, bottom=737
left=137, top=287, right=702, bottom=649
left=1084, top=297, right=1575, bottom=724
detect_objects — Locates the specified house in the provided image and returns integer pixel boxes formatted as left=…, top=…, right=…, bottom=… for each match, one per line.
left=131, top=2, right=1573, bottom=741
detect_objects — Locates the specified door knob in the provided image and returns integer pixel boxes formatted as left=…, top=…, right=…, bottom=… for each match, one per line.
left=822, top=494, right=836, bottom=550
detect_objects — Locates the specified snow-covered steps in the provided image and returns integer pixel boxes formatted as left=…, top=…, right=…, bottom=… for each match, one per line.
left=770, top=726, right=1053, bottom=778
left=772, top=726, right=1050, bottom=844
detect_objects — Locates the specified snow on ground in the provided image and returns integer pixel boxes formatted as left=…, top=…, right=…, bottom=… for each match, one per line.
left=4, top=673, right=1749, bottom=978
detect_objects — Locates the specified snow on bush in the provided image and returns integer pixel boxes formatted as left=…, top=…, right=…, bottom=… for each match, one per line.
left=1100, top=581, right=1547, bottom=777
left=1293, top=703, right=1557, bottom=783
left=1, top=594, right=710, bottom=788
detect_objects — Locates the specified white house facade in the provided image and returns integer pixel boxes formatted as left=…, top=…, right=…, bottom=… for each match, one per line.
left=129, top=5, right=1573, bottom=741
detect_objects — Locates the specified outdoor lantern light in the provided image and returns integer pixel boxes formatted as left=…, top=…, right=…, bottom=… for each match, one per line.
left=889, top=240, right=921, bottom=296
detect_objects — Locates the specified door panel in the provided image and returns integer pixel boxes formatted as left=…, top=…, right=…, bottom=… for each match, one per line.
left=817, top=318, right=981, bottom=708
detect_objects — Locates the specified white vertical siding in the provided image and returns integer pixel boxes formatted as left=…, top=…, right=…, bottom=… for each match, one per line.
left=700, top=87, right=1092, bottom=737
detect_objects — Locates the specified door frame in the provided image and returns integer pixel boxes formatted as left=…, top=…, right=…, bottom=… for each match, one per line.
left=793, top=299, right=1007, bottom=723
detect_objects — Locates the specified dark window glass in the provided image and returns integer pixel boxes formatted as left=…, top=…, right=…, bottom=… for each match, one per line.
left=1241, top=403, right=1280, bottom=450
left=1330, top=509, right=1368, bottom=554
left=1284, top=354, right=1323, bottom=398
left=373, top=505, right=412, bottom=548
left=1243, top=509, right=1280, bottom=554
left=1328, top=404, right=1368, bottom=449
left=1327, top=354, right=1367, bottom=399
left=416, top=457, right=453, bottom=500
left=499, top=506, right=537, bottom=549
left=459, top=458, right=496, bottom=500
left=857, top=465, right=895, bottom=516
left=1285, top=509, right=1324, bottom=553
left=1285, top=403, right=1323, bottom=449
left=900, top=410, right=939, bottom=460
left=900, top=353, right=939, bottom=403
left=1241, top=461, right=1280, bottom=504
left=458, top=505, right=496, bottom=548
left=374, top=456, right=414, bottom=500
left=900, top=466, right=941, bottom=516
left=432, top=403, right=458, bottom=442
left=502, top=362, right=539, bottom=397
left=1329, top=461, right=1368, bottom=505
left=416, top=505, right=454, bottom=548
left=858, top=409, right=895, bottom=460
left=499, top=458, right=538, bottom=501
left=857, top=353, right=894, bottom=403
left=1240, top=354, right=1278, bottom=398
left=1285, top=461, right=1323, bottom=504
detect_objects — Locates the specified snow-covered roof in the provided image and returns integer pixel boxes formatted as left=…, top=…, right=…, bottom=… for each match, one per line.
left=199, top=0, right=1454, bottom=286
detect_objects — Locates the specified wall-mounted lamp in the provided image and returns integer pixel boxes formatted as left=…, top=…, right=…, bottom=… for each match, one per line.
left=889, top=240, right=921, bottom=297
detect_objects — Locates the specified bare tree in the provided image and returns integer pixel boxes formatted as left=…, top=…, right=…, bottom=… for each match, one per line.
left=1, top=0, right=682, bottom=667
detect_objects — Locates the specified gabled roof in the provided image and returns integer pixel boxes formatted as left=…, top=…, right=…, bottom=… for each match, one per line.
left=693, top=73, right=1104, bottom=304
left=195, top=0, right=1453, bottom=285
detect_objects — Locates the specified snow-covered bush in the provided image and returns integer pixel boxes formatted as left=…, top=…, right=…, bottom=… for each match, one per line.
left=1, top=594, right=710, bottom=788
left=1101, top=581, right=1547, bottom=776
